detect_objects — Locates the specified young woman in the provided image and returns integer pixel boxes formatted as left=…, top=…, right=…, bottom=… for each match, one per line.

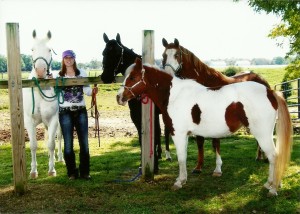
left=58, top=50, right=98, bottom=180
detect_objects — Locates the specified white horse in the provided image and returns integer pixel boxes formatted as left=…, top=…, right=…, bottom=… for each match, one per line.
left=23, top=30, right=63, bottom=179
left=117, top=58, right=293, bottom=196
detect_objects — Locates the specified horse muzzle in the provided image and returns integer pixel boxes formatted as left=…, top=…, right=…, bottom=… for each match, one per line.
left=116, top=94, right=128, bottom=106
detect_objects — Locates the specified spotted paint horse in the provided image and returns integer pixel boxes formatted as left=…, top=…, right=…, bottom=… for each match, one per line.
left=117, top=58, right=292, bottom=196
left=162, top=38, right=271, bottom=176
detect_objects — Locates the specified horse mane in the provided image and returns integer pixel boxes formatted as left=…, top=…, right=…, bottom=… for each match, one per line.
left=120, top=45, right=141, bottom=75
left=180, top=45, right=235, bottom=87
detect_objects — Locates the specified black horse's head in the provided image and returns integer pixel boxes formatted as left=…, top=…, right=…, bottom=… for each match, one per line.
left=101, top=33, right=125, bottom=83
left=101, top=33, right=141, bottom=83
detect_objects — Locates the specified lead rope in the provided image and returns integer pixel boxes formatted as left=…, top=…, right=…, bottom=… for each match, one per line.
left=90, top=84, right=100, bottom=147
left=31, top=76, right=65, bottom=114
left=141, top=94, right=154, bottom=158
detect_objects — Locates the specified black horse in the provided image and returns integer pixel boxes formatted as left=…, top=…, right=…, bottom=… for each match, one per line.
left=101, top=33, right=172, bottom=173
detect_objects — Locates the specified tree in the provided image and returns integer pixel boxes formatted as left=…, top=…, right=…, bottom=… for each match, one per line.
left=21, top=54, right=32, bottom=71
left=51, top=60, right=61, bottom=71
left=272, top=56, right=285, bottom=65
left=237, top=0, right=300, bottom=79
left=88, top=59, right=102, bottom=69
left=251, top=58, right=271, bottom=65
left=0, top=55, right=7, bottom=73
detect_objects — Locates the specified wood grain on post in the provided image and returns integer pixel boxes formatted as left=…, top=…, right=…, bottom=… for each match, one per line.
left=141, top=30, right=155, bottom=181
left=6, top=23, right=27, bottom=194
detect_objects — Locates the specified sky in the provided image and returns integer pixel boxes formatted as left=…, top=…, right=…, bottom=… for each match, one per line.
left=0, top=0, right=289, bottom=63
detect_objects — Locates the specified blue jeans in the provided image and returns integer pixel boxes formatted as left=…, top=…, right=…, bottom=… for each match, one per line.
left=59, top=108, right=90, bottom=177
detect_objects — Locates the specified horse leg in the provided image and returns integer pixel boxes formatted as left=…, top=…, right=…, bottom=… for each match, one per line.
left=256, top=142, right=268, bottom=162
left=128, top=99, right=142, bottom=167
left=164, top=127, right=172, bottom=161
left=172, top=134, right=188, bottom=190
left=47, top=123, right=57, bottom=177
left=56, top=124, right=64, bottom=162
left=192, top=136, right=204, bottom=174
left=252, top=132, right=277, bottom=196
left=154, top=106, right=162, bottom=160
left=153, top=107, right=162, bottom=173
left=212, top=138, right=222, bottom=177
left=27, top=125, right=38, bottom=179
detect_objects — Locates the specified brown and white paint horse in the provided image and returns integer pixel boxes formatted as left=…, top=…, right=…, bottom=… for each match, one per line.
left=162, top=38, right=271, bottom=176
left=117, top=58, right=292, bottom=196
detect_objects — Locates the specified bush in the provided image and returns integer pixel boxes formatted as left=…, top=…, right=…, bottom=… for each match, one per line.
left=223, top=66, right=242, bottom=77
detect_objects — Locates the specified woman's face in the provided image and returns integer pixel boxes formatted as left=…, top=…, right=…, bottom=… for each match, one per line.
left=64, top=56, right=75, bottom=67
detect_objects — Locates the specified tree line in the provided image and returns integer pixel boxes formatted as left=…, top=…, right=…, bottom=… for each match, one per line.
left=0, top=54, right=288, bottom=74
left=0, top=54, right=102, bottom=73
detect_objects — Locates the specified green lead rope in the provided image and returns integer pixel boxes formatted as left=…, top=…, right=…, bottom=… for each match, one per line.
left=31, top=76, right=66, bottom=114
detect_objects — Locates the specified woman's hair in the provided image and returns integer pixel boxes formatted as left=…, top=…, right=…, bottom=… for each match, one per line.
left=59, top=60, right=80, bottom=77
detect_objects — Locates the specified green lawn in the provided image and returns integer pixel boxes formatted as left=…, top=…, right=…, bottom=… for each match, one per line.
left=0, top=135, right=299, bottom=213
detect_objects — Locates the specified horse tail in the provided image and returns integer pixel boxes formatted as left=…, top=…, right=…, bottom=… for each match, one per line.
left=273, top=90, right=293, bottom=188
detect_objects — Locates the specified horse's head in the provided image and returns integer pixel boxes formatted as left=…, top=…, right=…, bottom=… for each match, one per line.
left=116, top=58, right=146, bottom=106
left=162, top=38, right=183, bottom=76
left=101, top=33, right=125, bottom=83
left=31, top=30, right=53, bottom=79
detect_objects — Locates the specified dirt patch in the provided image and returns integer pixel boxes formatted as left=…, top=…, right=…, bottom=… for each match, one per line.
left=0, top=109, right=139, bottom=143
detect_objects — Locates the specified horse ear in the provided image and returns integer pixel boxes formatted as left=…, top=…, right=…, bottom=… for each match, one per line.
left=103, top=33, right=109, bottom=43
left=174, top=38, right=179, bottom=47
left=116, top=33, right=122, bottom=44
left=162, top=38, right=168, bottom=47
left=47, top=31, right=51, bottom=40
left=33, top=30, right=36, bottom=38
left=134, top=58, right=142, bottom=70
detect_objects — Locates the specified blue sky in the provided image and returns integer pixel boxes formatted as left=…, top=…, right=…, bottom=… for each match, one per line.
left=0, top=0, right=289, bottom=63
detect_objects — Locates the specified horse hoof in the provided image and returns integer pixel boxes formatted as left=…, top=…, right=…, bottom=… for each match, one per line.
left=48, top=171, right=57, bottom=177
left=171, top=184, right=182, bottom=191
left=212, top=172, right=222, bottom=177
left=30, top=172, right=38, bottom=179
left=263, top=182, right=272, bottom=189
left=267, top=189, right=278, bottom=197
left=192, top=168, right=202, bottom=174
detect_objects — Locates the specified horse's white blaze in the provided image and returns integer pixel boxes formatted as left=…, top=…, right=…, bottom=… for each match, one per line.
left=164, top=49, right=180, bottom=76
left=31, top=38, right=52, bottom=78
left=117, top=64, right=135, bottom=106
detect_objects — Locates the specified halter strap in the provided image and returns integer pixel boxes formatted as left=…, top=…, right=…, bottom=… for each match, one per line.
left=164, top=46, right=188, bottom=77
left=32, top=55, right=53, bottom=76
left=113, top=42, right=124, bottom=74
left=121, top=70, right=146, bottom=98
left=164, top=63, right=182, bottom=76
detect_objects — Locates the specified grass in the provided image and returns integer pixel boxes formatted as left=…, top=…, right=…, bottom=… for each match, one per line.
left=0, top=135, right=299, bottom=213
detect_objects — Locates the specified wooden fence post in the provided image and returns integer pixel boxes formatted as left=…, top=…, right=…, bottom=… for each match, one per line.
left=6, top=23, right=27, bottom=194
left=141, top=30, right=155, bottom=181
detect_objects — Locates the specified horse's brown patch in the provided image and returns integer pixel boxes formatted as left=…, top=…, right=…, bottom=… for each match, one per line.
left=191, top=104, right=201, bottom=125
left=225, top=102, right=249, bottom=133
left=207, top=85, right=223, bottom=91
left=267, top=89, right=278, bottom=110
